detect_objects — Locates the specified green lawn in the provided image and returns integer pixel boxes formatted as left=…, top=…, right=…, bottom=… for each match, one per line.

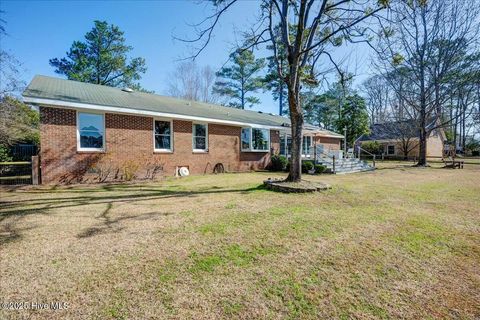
left=0, top=163, right=479, bottom=319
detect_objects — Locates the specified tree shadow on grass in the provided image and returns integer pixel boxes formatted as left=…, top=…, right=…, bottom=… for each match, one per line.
left=76, top=203, right=178, bottom=239
left=0, top=184, right=265, bottom=243
left=0, top=185, right=264, bottom=214
left=0, top=215, right=38, bottom=245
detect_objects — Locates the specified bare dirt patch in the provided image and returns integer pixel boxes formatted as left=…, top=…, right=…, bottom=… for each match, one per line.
left=263, top=178, right=331, bottom=193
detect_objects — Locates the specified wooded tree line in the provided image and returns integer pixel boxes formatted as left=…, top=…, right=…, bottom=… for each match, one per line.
left=2, top=1, right=480, bottom=177
left=0, top=12, right=38, bottom=161
left=362, top=0, right=480, bottom=157
left=172, top=0, right=480, bottom=162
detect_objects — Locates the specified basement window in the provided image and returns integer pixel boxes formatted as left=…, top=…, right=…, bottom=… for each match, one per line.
left=77, top=112, right=105, bottom=152
left=241, top=127, right=270, bottom=152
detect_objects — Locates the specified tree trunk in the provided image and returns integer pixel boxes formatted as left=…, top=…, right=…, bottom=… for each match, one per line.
left=418, top=129, right=427, bottom=165
left=279, top=82, right=284, bottom=116
left=461, top=104, right=466, bottom=153
left=286, top=85, right=303, bottom=182
left=417, top=112, right=428, bottom=166
left=402, top=139, right=408, bottom=160
left=416, top=7, right=428, bottom=167
left=453, top=98, right=459, bottom=150
left=241, top=76, right=245, bottom=109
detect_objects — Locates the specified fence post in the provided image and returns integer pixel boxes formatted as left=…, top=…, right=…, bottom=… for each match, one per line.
left=373, top=155, right=376, bottom=168
left=32, top=155, right=39, bottom=185
left=332, top=155, right=336, bottom=174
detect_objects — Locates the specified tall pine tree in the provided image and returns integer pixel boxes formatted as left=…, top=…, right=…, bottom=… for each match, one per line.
left=213, top=49, right=265, bottom=109
left=50, top=20, right=147, bottom=90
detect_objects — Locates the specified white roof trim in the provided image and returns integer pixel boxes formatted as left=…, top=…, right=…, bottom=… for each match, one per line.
left=23, top=96, right=285, bottom=130
left=319, top=134, right=344, bottom=138
left=277, top=128, right=344, bottom=138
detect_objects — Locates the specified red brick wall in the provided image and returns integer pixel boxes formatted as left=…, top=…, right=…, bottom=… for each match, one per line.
left=314, top=136, right=341, bottom=151
left=39, top=106, right=280, bottom=184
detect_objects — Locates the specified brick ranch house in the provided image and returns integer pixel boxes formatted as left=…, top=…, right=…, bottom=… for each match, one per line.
left=356, top=119, right=446, bottom=159
left=23, top=76, right=343, bottom=184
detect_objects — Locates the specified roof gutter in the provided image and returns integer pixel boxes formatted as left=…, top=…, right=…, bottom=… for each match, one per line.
left=276, top=127, right=343, bottom=138
left=22, top=96, right=285, bottom=130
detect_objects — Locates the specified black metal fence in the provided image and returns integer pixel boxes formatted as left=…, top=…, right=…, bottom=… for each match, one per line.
left=0, top=161, right=32, bottom=185
left=11, top=144, right=38, bottom=161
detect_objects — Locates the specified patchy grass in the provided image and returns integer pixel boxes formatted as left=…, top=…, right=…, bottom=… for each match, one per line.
left=0, top=163, right=479, bottom=319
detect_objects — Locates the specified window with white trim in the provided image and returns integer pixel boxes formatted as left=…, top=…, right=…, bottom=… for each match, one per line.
left=193, top=123, right=208, bottom=151
left=154, top=120, right=172, bottom=151
left=77, top=112, right=104, bottom=151
left=286, top=135, right=292, bottom=155
left=387, top=145, right=395, bottom=155
left=241, top=127, right=270, bottom=152
left=303, top=136, right=312, bottom=155
left=241, top=128, right=251, bottom=150
left=280, top=134, right=286, bottom=155
left=252, top=128, right=269, bottom=151
left=279, top=133, right=312, bottom=156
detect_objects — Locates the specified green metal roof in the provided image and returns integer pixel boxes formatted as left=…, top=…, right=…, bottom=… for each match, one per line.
left=23, top=75, right=342, bottom=137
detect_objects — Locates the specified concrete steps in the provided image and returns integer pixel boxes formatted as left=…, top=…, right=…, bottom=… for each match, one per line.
left=317, top=158, right=374, bottom=174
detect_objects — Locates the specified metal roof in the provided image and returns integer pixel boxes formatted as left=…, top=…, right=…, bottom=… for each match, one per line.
left=23, top=75, right=343, bottom=137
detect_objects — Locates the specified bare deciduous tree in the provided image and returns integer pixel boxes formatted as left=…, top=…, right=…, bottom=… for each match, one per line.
left=167, top=61, right=221, bottom=104
left=176, top=0, right=387, bottom=181
left=0, top=13, right=25, bottom=97
left=374, top=0, right=480, bottom=165
left=362, top=75, right=391, bottom=124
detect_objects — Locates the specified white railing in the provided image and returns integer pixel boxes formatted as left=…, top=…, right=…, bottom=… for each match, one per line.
left=315, top=145, right=338, bottom=173
left=357, top=146, right=376, bottom=167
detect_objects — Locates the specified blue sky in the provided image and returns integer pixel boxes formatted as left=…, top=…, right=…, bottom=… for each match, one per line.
left=1, top=0, right=373, bottom=115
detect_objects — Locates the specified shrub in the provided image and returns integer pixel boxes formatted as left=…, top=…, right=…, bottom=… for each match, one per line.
left=121, top=160, right=139, bottom=181
left=301, top=161, right=314, bottom=173
left=285, top=161, right=316, bottom=173
left=144, top=161, right=164, bottom=180
left=0, top=145, right=12, bottom=162
left=314, top=164, right=326, bottom=174
left=465, top=139, right=480, bottom=155
left=269, top=155, right=288, bottom=171
left=90, top=156, right=115, bottom=183
left=361, top=141, right=383, bottom=155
